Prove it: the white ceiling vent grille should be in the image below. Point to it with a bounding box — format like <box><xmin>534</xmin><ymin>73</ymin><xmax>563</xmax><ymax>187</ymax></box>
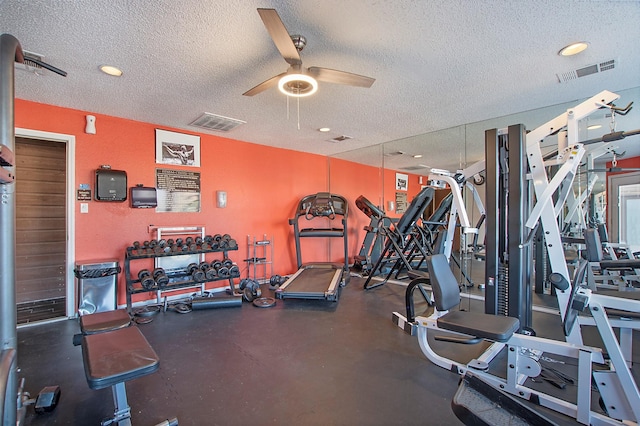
<box><xmin>557</xmin><ymin>59</ymin><xmax>616</xmax><ymax>83</ymax></box>
<box><xmin>15</xmin><ymin>50</ymin><xmax>44</xmax><ymax>73</ymax></box>
<box><xmin>400</xmin><ymin>164</ymin><xmax>430</xmax><ymax>171</ymax></box>
<box><xmin>189</xmin><ymin>113</ymin><xmax>245</xmax><ymax>132</ymax></box>
<box><xmin>327</xmin><ymin>135</ymin><xmax>352</xmax><ymax>143</ymax></box>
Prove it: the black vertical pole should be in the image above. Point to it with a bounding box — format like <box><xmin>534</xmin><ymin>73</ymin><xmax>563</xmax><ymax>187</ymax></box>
<box><xmin>507</xmin><ymin>124</ymin><xmax>532</xmax><ymax>329</ymax></box>
<box><xmin>484</xmin><ymin>128</ymin><xmax>499</xmax><ymax>315</ymax></box>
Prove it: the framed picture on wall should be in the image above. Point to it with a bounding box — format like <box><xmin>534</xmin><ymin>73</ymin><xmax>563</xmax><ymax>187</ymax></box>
<box><xmin>155</xmin><ymin>129</ymin><xmax>201</xmax><ymax>167</ymax></box>
<box><xmin>395</xmin><ymin>172</ymin><xmax>408</xmax><ymax>191</ymax></box>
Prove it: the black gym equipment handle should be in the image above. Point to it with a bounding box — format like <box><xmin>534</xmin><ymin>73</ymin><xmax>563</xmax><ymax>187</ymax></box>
<box><xmin>25</xmin><ymin>56</ymin><xmax>67</xmax><ymax>77</ymax></box>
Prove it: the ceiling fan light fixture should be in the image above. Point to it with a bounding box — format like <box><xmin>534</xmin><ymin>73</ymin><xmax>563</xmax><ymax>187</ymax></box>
<box><xmin>278</xmin><ymin>73</ymin><xmax>318</xmax><ymax>97</ymax></box>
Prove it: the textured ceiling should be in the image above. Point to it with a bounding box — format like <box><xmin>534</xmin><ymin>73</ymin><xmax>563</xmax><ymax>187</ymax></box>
<box><xmin>1</xmin><ymin>0</ymin><xmax>639</xmax><ymax>172</ymax></box>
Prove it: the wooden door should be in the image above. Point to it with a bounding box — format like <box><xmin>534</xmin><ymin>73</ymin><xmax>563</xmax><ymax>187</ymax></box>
<box><xmin>15</xmin><ymin>137</ymin><xmax>67</xmax><ymax>323</ymax></box>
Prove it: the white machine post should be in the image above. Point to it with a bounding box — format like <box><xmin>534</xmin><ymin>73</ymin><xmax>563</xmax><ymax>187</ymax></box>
<box><xmin>525</xmin><ymin>90</ymin><xmax>620</xmax><ymax>343</ymax></box>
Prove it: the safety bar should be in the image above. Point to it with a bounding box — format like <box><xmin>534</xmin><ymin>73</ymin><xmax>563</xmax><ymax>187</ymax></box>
<box><xmin>0</xmin><ymin>349</ymin><xmax>17</xmax><ymax>423</ymax></box>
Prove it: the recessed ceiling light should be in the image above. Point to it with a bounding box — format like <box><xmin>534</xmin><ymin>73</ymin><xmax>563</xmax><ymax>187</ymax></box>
<box><xmin>99</xmin><ymin>65</ymin><xmax>123</xmax><ymax>77</ymax></box>
<box><xmin>558</xmin><ymin>42</ymin><xmax>589</xmax><ymax>57</ymax></box>
<box><xmin>413</xmin><ymin>154</ymin><xmax>423</xmax><ymax>158</ymax></box>
<box><xmin>318</xmin><ymin>127</ymin><xmax>331</xmax><ymax>132</ymax></box>
<box><xmin>587</xmin><ymin>124</ymin><xmax>602</xmax><ymax>130</ymax></box>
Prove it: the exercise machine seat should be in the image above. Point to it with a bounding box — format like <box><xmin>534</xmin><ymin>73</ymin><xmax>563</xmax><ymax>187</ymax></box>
<box><xmin>82</xmin><ymin>326</ymin><xmax>159</xmax><ymax>390</ymax></box>
<box><xmin>437</xmin><ymin>310</ymin><xmax>520</xmax><ymax>342</ymax></box>
<box><xmin>584</xmin><ymin>228</ymin><xmax>640</xmax><ymax>269</ymax></box>
<box><xmin>80</xmin><ymin>309</ymin><xmax>131</xmax><ymax>334</ymax></box>
<box><xmin>428</xmin><ymin>254</ymin><xmax>520</xmax><ymax>342</ymax></box>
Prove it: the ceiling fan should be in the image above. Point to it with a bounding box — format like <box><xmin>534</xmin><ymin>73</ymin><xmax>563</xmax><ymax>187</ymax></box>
<box><xmin>243</xmin><ymin>8</ymin><xmax>375</xmax><ymax>97</ymax></box>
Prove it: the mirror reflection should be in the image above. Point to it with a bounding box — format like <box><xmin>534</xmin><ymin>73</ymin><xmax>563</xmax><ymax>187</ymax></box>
<box><xmin>330</xmin><ymin>86</ymin><xmax>640</xmax><ymax>308</ymax></box>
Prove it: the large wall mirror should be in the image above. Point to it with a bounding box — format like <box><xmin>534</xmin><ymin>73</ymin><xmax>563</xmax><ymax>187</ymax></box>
<box><xmin>330</xmin><ymin>86</ymin><xmax>640</xmax><ymax>304</ymax></box>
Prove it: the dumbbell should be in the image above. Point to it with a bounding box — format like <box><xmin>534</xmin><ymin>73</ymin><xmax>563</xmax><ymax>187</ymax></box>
<box><xmin>210</xmin><ymin>260</ymin><xmax>229</xmax><ymax>277</ymax></box>
<box><xmin>218</xmin><ymin>234</ymin><xmax>231</xmax><ymax>249</ymax></box>
<box><xmin>187</xmin><ymin>263</ymin><xmax>206</xmax><ymax>282</ymax></box>
<box><xmin>153</xmin><ymin>268</ymin><xmax>169</xmax><ymax>287</ymax></box>
<box><xmin>269</xmin><ymin>274</ymin><xmax>285</xmax><ymax>289</ymax></box>
<box><xmin>199</xmin><ymin>261</ymin><xmax>217</xmax><ymax>280</ymax></box>
<box><xmin>228</xmin><ymin>264</ymin><xmax>240</xmax><ymax>277</ymax></box>
<box><xmin>239</xmin><ymin>278</ymin><xmax>261</xmax><ymax>302</ymax></box>
<box><xmin>138</xmin><ymin>269</ymin><xmax>156</xmax><ymax>290</ymax></box>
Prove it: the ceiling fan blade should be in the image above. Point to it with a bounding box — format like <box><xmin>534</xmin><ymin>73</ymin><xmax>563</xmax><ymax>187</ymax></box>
<box><xmin>257</xmin><ymin>8</ymin><xmax>301</xmax><ymax>66</ymax></box>
<box><xmin>243</xmin><ymin>72</ymin><xmax>287</xmax><ymax>96</ymax></box>
<box><xmin>308</xmin><ymin>67</ymin><xmax>375</xmax><ymax>88</ymax></box>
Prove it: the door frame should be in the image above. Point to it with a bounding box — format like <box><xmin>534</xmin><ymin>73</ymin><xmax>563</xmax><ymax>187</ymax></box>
<box><xmin>16</xmin><ymin>128</ymin><xmax>76</xmax><ymax>318</ymax></box>
<box><xmin>607</xmin><ymin>170</ymin><xmax>640</xmax><ymax>244</ymax></box>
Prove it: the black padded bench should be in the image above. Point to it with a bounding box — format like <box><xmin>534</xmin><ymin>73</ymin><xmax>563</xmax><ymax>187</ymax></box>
<box><xmin>80</xmin><ymin>309</ymin><xmax>131</xmax><ymax>334</ymax></box>
<box><xmin>73</xmin><ymin>309</ymin><xmax>132</xmax><ymax>346</ymax></box>
<box><xmin>82</xmin><ymin>326</ymin><xmax>161</xmax><ymax>425</ymax></box>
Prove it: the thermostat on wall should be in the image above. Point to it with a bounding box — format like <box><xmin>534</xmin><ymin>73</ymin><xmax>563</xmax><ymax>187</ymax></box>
<box><xmin>95</xmin><ymin>168</ymin><xmax>127</xmax><ymax>202</ymax></box>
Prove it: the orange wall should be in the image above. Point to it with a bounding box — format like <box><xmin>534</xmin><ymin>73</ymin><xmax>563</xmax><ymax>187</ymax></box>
<box><xmin>15</xmin><ymin>99</ymin><xmax>386</xmax><ymax>306</ymax></box>
<box><xmin>606</xmin><ymin>155</ymin><xmax>640</xmax><ymax>176</ymax></box>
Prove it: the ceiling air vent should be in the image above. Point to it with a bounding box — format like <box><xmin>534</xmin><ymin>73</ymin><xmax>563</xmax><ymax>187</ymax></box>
<box><xmin>557</xmin><ymin>59</ymin><xmax>616</xmax><ymax>83</ymax></box>
<box><xmin>15</xmin><ymin>50</ymin><xmax>44</xmax><ymax>73</ymax></box>
<box><xmin>189</xmin><ymin>113</ymin><xmax>245</xmax><ymax>132</ymax></box>
<box><xmin>384</xmin><ymin>151</ymin><xmax>405</xmax><ymax>157</ymax></box>
<box><xmin>327</xmin><ymin>135</ymin><xmax>352</xmax><ymax>143</ymax></box>
<box><xmin>400</xmin><ymin>164</ymin><xmax>430</xmax><ymax>171</ymax></box>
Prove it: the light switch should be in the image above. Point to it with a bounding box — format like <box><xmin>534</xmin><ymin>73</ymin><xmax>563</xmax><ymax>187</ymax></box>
<box><xmin>80</xmin><ymin>203</ymin><xmax>89</xmax><ymax>213</ymax></box>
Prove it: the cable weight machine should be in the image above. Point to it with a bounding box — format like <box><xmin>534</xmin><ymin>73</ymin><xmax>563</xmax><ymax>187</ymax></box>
<box><xmin>484</xmin><ymin>124</ymin><xmax>534</xmax><ymax>331</ymax></box>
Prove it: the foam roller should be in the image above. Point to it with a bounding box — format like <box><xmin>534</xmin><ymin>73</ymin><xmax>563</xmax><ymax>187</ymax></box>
<box><xmin>191</xmin><ymin>296</ymin><xmax>242</xmax><ymax>310</ymax></box>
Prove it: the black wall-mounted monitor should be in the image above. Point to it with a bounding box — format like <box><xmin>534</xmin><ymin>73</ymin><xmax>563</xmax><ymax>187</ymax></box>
<box><xmin>130</xmin><ymin>186</ymin><xmax>157</xmax><ymax>208</ymax></box>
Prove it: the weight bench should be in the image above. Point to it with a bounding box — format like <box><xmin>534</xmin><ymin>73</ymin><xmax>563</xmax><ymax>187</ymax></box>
<box><xmin>73</xmin><ymin>309</ymin><xmax>132</xmax><ymax>346</ymax></box>
<box><xmin>77</xmin><ymin>311</ymin><xmax>176</xmax><ymax>425</ymax></box>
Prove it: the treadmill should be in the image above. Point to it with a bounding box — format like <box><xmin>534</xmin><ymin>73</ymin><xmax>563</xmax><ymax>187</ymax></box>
<box><xmin>275</xmin><ymin>192</ymin><xmax>349</xmax><ymax>302</ymax></box>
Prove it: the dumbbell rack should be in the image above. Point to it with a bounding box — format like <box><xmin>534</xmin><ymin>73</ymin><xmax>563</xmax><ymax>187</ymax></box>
<box><xmin>124</xmin><ymin>245</ymin><xmax>239</xmax><ymax>313</ymax></box>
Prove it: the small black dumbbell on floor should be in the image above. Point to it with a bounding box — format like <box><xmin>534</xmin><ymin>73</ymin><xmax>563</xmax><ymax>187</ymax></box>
<box><xmin>269</xmin><ymin>274</ymin><xmax>285</xmax><ymax>289</ymax></box>
<box><xmin>138</xmin><ymin>269</ymin><xmax>156</xmax><ymax>290</ymax></box>
<box><xmin>153</xmin><ymin>267</ymin><xmax>169</xmax><ymax>287</ymax></box>
<box><xmin>187</xmin><ymin>263</ymin><xmax>206</xmax><ymax>282</ymax></box>
<box><xmin>239</xmin><ymin>278</ymin><xmax>262</xmax><ymax>302</ymax></box>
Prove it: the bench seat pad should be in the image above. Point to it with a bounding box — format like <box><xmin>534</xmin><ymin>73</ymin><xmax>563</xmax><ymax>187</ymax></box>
<box><xmin>437</xmin><ymin>310</ymin><xmax>520</xmax><ymax>342</ymax></box>
<box><xmin>80</xmin><ymin>309</ymin><xmax>131</xmax><ymax>334</ymax></box>
<box><xmin>82</xmin><ymin>326</ymin><xmax>159</xmax><ymax>390</ymax></box>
